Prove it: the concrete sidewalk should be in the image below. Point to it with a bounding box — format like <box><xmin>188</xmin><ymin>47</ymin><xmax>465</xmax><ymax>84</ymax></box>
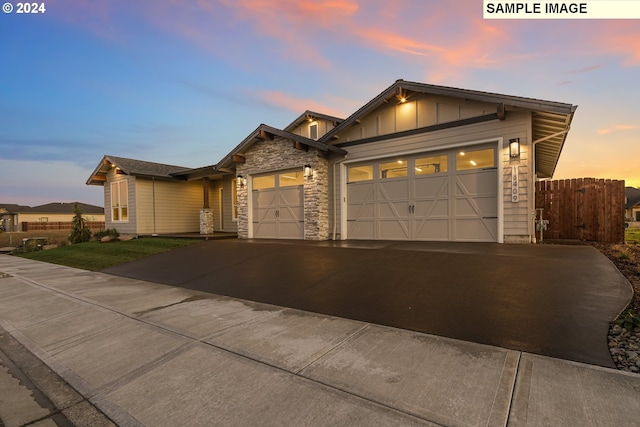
<box><xmin>0</xmin><ymin>255</ymin><xmax>639</xmax><ymax>426</ymax></box>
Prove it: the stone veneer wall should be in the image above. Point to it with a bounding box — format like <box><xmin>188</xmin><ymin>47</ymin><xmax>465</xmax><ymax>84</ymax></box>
<box><xmin>236</xmin><ymin>136</ymin><xmax>329</xmax><ymax>240</ymax></box>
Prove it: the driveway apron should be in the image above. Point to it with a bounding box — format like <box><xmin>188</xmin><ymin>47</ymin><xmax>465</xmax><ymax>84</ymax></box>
<box><xmin>102</xmin><ymin>239</ymin><xmax>632</xmax><ymax>368</ymax></box>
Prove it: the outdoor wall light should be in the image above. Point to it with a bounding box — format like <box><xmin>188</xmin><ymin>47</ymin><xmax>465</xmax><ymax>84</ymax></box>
<box><xmin>304</xmin><ymin>164</ymin><xmax>312</xmax><ymax>178</ymax></box>
<box><xmin>237</xmin><ymin>175</ymin><xmax>246</xmax><ymax>187</ymax></box>
<box><xmin>509</xmin><ymin>138</ymin><xmax>521</xmax><ymax>158</ymax></box>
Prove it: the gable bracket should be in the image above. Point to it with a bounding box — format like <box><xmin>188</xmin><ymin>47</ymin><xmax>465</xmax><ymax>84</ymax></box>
<box><xmin>497</xmin><ymin>103</ymin><xmax>506</xmax><ymax>120</ymax></box>
<box><xmin>294</xmin><ymin>141</ymin><xmax>309</xmax><ymax>151</ymax></box>
<box><xmin>258</xmin><ymin>130</ymin><xmax>274</xmax><ymax>140</ymax></box>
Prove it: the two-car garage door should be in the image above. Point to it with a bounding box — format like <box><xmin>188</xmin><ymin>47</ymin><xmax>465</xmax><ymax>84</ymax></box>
<box><xmin>346</xmin><ymin>145</ymin><xmax>498</xmax><ymax>242</ymax></box>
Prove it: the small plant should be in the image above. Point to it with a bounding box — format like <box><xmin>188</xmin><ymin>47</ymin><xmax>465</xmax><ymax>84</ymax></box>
<box><xmin>94</xmin><ymin>228</ymin><xmax>120</xmax><ymax>242</ymax></box>
<box><xmin>618</xmin><ymin>250</ymin><xmax>632</xmax><ymax>260</ymax></box>
<box><xmin>12</xmin><ymin>238</ymin><xmax>47</xmax><ymax>254</ymax></box>
<box><xmin>68</xmin><ymin>203</ymin><xmax>92</xmax><ymax>244</ymax></box>
<box><xmin>613</xmin><ymin>309</ymin><xmax>640</xmax><ymax>331</ymax></box>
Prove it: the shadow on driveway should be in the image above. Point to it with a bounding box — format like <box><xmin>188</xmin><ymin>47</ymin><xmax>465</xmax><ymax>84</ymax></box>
<box><xmin>102</xmin><ymin>239</ymin><xmax>632</xmax><ymax>368</ymax></box>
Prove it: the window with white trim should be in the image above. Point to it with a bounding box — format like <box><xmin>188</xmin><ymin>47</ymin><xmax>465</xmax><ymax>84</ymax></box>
<box><xmin>309</xmin><ymin>123</ymin><xmax>318</xmax><ymax>140</ymax></box>
<box><xmin>111</xmin><ymin>180</ymin><xmax>128</xmax><ymax>221</ymax></box>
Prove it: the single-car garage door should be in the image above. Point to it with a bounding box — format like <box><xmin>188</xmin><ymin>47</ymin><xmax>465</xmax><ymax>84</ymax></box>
<box><xmin>252</xmin><ymin>170</ymin><xmax>304</xmax><ymax>239</ymax></box>
<box><xmin>347</xmin><ymin>145</ymin><xmax>498</xmax><ymax>241</ymax></box>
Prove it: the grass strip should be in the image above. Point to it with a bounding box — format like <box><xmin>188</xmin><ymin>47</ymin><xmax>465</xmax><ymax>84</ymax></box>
<box><xmin>15</xmin><ymin>238</ymin><xmax>196</xmax><ymax>271</ymax></box>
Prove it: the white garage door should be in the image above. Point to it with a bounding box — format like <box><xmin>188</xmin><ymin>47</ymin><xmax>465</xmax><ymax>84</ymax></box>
<box><xmin>347</xmin><ymin>146</ymin><xmax>498</xmax><ymax>242</ymax></box>
<box><xmin>252</xmin><ymin>170</ymin><xmax>304</xmax><ymax>239</ymax></box>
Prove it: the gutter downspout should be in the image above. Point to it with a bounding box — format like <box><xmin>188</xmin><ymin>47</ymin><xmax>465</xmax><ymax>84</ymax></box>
<box><xmin>531</xmin><ymin>121</ymin><xmax>571</xmax><ymax>243</ymax></box>
<box><xmin>332</xmin><ymin>154</ymin><xmax>348</xmax><ymax>240</ymax></box>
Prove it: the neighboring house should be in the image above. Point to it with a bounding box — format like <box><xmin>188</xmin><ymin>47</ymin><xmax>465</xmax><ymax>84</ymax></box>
<box><xmin>0</xmin><ymin>202</ymin><xmax>105</xmax><ymax>232</ymax></box>
<box><xmin>625</xmin><ymin>187</ymin><xmax>640</xmax><ymax>222</ymax></box>
<box><xmin>87</xmin><ymin>79</ymin><xmax>577</xmax><ymax>243</ymax></box>
<box><xmin>0</xmin><ymin>204</ymin><xmax>30</xmax><ymax>232</ymax></box>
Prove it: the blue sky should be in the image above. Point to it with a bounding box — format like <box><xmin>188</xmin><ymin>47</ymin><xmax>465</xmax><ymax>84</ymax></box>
<box><xmin>1</xmin><ymin>0</ymin><xmax>639</xmax><ymax>207</ymax></box>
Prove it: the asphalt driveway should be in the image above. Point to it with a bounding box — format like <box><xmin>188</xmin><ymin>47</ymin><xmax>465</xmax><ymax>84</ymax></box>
<box><xmin>102</xmin><ymin>239</ymin><xmax>632</xmax><ymax>367</ymax></box>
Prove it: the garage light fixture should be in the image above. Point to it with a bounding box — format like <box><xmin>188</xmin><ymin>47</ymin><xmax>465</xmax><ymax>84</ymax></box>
<box><xmin>237</xmin><ymin>175</ymin><xmax>246</xmax><ymax>188</ymax></box>
<box><xmin>304</xmin><ymin>164</ymin><xmax>313</xmax><ymax>179</ymax></box>
<box><xmin>509</xmin><ymin>138</ymin><xmax>521</xmax><ymax>158</ymax></box>
<box><xmin>395</xmin><ymin>87</ymin><xmax>408</xmax><ymax>104</ymax></box>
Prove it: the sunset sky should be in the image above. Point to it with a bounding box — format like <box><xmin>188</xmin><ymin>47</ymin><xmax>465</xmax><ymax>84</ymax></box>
<box><xmin>1</xmin><ymin>0</ymin><xmax>639</xmax><ymax>207</ymax></box>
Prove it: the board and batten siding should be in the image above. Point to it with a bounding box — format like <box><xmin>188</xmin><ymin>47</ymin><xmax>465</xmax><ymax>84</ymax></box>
<box><xmin>135</xmin><ymin>179</ymin><xmax>202</xmax><ymax>234</ymax></box>
<box><xmin>289</xmin><ymin>118</ymin><xmax>336</xmax><ymax>140</ymax></box>
<box><xmin>104</xmin><ymin>169</ymin><xmax>137</xmax><ymax>235</ymax></box>
<box><xmin>337</xmin><ymin>95</ymin><xmax>494</xmax><ymax>142</ymax></box>
<box><xmin>328</xmin><ymin>110</ymin><xmax>534</xmax><ymax>242</ymax></box>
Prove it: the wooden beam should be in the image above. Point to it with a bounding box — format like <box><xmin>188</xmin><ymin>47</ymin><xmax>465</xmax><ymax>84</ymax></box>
<box><xmin>232</xmin><ymin>154</ymin><xmax>246</xmax><ymax>163</ymax></box>
<box><xmin>202</xmin><ymin>177</ymin><xmax>210</xmax><ymax>209</ymax></box>
<box><xmin>91</xmin><ymin>175</ymin><xmax>106</xmax><ymax>182</ymax></box>
<box><xmin>497</xmin><ymin>103</ymin><xmax>506</xmax><ymax>120</ymax></box>
<box><xmin>294</xmin><ymin>141</ymin><xmax>308</xmax><ymax>151</ymax></box>
<box><xmin>259</xmin><ymin>129</ymin><xmax>274</xmax><ymax>140</ymax></box>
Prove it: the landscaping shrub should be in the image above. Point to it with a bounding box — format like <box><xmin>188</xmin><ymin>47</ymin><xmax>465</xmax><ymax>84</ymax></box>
<box><xmin>68</xmin><ymin>203</ymin><xmax>92</xmax><ymax>244</ymax></box>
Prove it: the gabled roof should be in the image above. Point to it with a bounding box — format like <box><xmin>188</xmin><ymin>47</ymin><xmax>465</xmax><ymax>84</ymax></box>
<box><xmin>626</xmin><ymin>187</ymin><xmax>640</xmax><ymax>209</ymax></box>
<box><xmin>28</xmin><ymin>202</ymin><xmax>104</xmax><ymax>214</ymax></box>
<box><xmin>284</xmin><ymin>110</ymin><xmax>344</xmax><ymax>133</ymax></box>
<box><xmin>87</xmin><ymin>155</ymin><xmax>191</xmax><ymax>185</ymax></box>
<box><xmin>213</xmin><ymin>123</ymin><xmax>346</xmax><ymax>172</ymax></box>
<box><xmin>320</xmin><ymin>79</ymin><xmax>577</xmax><ymax>178</ymax></box>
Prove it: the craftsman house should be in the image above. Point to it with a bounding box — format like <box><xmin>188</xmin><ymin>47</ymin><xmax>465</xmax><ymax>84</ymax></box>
<box><xmin>87</xmin><ymin>80</ymin><xmax>577</xmax><ymax>243</ymax></box>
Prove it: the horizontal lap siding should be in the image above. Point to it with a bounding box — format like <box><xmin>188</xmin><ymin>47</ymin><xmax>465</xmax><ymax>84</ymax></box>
<box><xmin>136</xmin><ymin>179</ymin><xmax>202</xmax><ymax>234</ymax></box>
<box><xmin>329</xmin><ymin>111</ymin><xmax>532</xmax><ymax>240</ymax></box>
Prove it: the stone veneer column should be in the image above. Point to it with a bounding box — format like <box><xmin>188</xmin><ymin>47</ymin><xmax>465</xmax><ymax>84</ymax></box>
<box><xmin>199</xmin><ymin>208</ymin><xmax>214</xmax><ymax>235</ymax></box>
<box><xmin>304</xmin><ymin>157</ymin><xmax>329</xmax><ymax>240</ymax></box>
<box><xmin>236</xmin><ymin>179</ymin><xmax>249</xmax><ymax>239</ymax></box>
<box><xmin>236</xmin><ymin>137</ymin><xmax>330</xmax><ymax>240</ymax></box>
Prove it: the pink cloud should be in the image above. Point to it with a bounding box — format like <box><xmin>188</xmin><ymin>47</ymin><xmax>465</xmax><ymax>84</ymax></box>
<box><xmin>596</xmin><ymin>124</ymin><xmax>638</xmax><ymax>135</ymax></box>
<box><xmin>256</xmin><ymin>90</ymin><xmax>350</xmax><ymax>118</ymax></box>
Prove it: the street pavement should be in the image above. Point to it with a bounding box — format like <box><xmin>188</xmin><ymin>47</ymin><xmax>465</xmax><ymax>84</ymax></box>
<box><xmin>1</xmin><ymin>253</ymin><xmax>639</xmax><ymax>426</ymax></box>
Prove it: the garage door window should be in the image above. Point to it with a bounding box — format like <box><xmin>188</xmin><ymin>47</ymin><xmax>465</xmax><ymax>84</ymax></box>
<box><xmin>380</xmin><ymin>160</ymin><xmax>408</xmax><ymax>179</ymax></box>
<box><xmin>456</xmin><ymin>148</ymin><xmax>495</xmax><ymax>171</ymax></box>
<box><xmin>279</xmin><ymin>171</ymin><xmax>304</xmax><ymax>187</ymax></box>
<box><xmin>415</xmin><ymin>155</ymin><xmax>447</xmax><ymax>175</ymax></box>
<box><xmin>253</xmin><ymin>175</ymin><xmax>275</xmax><ymax>190</ymax></box>
<box><xmin>348</xmin><ymin>165</ymin><xmax>374</xmax><ymax>182</ymax></box>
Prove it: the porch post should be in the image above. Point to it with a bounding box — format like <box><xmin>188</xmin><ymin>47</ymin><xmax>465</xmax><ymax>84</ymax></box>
<box><xmin>200</xmin><ymin>177</ymin><xmax>214</xmax><ymax>235</ymax></box>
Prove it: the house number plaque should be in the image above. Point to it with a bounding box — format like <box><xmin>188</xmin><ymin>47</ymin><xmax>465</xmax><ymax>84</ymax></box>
<box><xmin>512</xmin><ymin>166</ymin><xmax>519</xmax><ymax>202</ymax></box>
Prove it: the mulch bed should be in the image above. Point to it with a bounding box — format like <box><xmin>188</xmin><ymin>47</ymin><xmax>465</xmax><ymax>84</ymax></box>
<box><xmin>590</xmin><ymin>242</ymin><xmax>640</xmax><ymax>313</ymax></box>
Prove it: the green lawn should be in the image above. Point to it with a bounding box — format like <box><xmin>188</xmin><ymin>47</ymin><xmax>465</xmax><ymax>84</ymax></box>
<box><xmin>627</xmin><ymin>227</ymin><xmax>640</xmax><ymax>244</ymax></box>
<box><xmin>15</xmin><ymin>238</ymin><xmax>197</xmax><ymax>271</ymax></box>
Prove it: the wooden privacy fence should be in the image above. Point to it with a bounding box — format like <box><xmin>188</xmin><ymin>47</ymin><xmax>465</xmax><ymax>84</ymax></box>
<box><xmin>535</xmin><ymin>178</ymin><xmax>625</xmax><ymax>243</ymax></box>
<box><xmin>22</xmin><ymin>221</ymin><xmax>105</xmax><ymax>232</ymax></box>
